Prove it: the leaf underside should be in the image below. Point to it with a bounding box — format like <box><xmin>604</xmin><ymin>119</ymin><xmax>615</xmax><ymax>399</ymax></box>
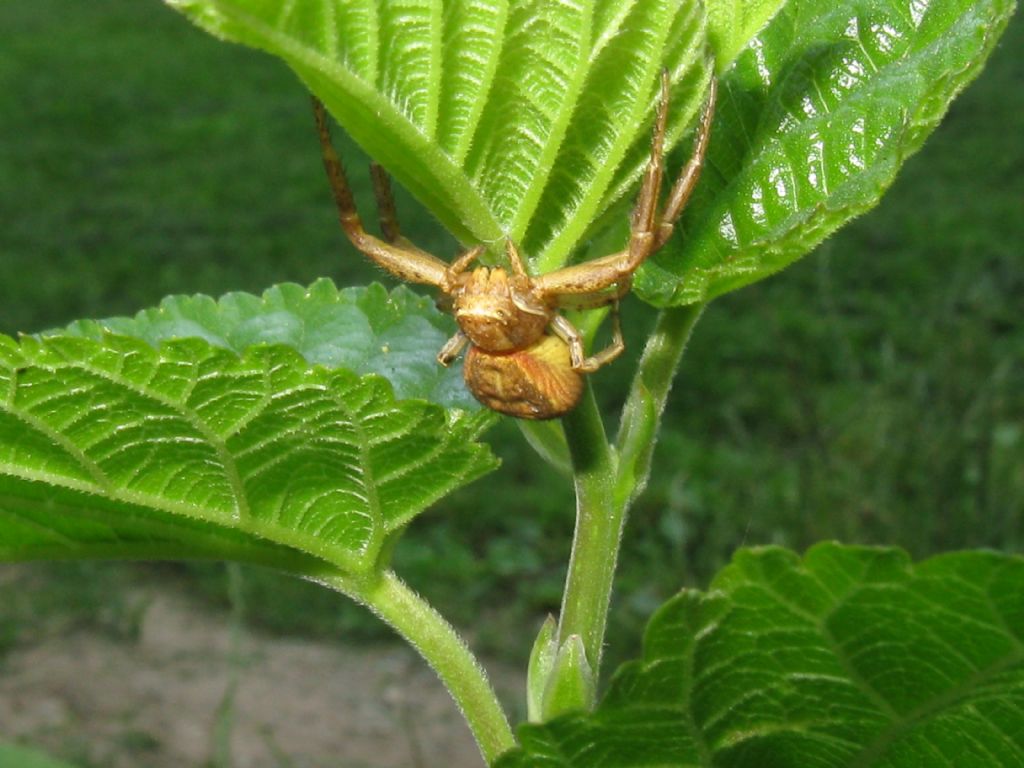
<box><xmin>0</xmin><ymin>283</ymin><xmax>498</xmax><ymax>575</ymax></box>
<box><xmin>165</xmin><ymin>0</ymin><xmax>1013</xmax><ymax>309</ymax></box>
<box><xmin>704</xmin><ymin>0</ymin><xmax>786</xmax><ymax>73</ymax></box>
<box><xmin>163</xmin><ymin>0</ymin><xmax>714</xmax><ymax>274</ymax></box>
<box><xmin>497</xmin><ymin>543</ymin><xmax>1024</xmax><ymax>767</ymax></box>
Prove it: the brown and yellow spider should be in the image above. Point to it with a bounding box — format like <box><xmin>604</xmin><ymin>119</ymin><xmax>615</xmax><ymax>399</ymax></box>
<box><xmin>312</xmin><ymin>72</ymin><xmax>716</xmax><ymax>419</ymax></box>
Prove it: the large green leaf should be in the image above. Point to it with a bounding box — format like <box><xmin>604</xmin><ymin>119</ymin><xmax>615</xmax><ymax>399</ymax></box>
<box><xmin>0</xmin><ymin>284</ymin><xmax>497</xmax><ymax>574</ymax></box>
<box><xmin>162</xmin><ymin>0</ymin><xmax>714</xmax><ymax>273</ymax></box>
<box><xmin>637</xmin><ymin>0</ymin><xmax>1017</xmax><ymax>306</ymax></box>
<box><xmin>497</xmin><ymin>544</ymin><xmax>1024</xmax><ymax>766</ymax></box>
<box><xmin>64</xmin><ymin>279</ymin><xmax>478</xmax><ymax>410</ymax></box>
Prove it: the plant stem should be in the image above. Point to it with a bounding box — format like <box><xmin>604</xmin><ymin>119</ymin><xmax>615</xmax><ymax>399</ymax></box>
<box><xmin>556</xmin><ymin>303</ymin><xmax>705</xmax><ymax>692</ymax></box>
<box><xmin>617</xmin><ymin>303</ymin><xmax>705</xmax><ymax>494</ymax></box>
<box><xmin>318</xmin><ymin>569</ymin><xmax>515</xmax><ymax>764</ymax></box>
<box><xmin>558</xmin><ymin>384</ymin><xmax>621</xmax><ymax>677</ymax></box>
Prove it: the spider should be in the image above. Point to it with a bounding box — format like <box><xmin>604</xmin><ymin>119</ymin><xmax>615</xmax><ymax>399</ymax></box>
<box><xmin>312</xmin><ymin>71</ymin><xmax>716</xmax><ymax>419</ymax></box>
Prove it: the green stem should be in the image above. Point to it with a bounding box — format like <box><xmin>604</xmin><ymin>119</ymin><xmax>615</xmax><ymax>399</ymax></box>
<box><xmin>318</xmin><ymin>569</ymin><xmax>515</xmax><ymax>764</ymax></box>
<box><xmin>617</xmin><ymin>303</ymin><xmax>705</xmax><ymax>494</ymax></box>
<box><xmin>556</xmin><ymin>303</ymin><xmax>706</xmax><ymax>692</ymax></box>
<box><xmin>558</xmin><ymin>384</ymin><xmax>620</xmax><ymax>676</ymax></box>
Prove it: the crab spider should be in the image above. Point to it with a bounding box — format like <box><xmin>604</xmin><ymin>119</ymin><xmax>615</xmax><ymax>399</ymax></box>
<box><xmin>312</xmin><ymin>71</ymin><xmax>716</xmax><ymax>419</ymax></box>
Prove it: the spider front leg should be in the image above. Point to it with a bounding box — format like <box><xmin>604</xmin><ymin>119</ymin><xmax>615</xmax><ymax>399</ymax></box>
<box><xmin>532</xmin><ymin>71</ymin><xmax>716</xmax><ymax>299</ymax></box>
<box><xmin>656</xmin><ymin>76</ymin><xmax>716</xmax><ymax>245</ymax></box>
<box><xmin>312</xmin><ymin>98</ymin><xmax>449</xmax><ymax>287</ymax></box>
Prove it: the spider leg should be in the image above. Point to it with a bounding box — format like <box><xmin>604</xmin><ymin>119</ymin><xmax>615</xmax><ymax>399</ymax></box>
<box><xmin>312</xmin><ymin>97</ymin><xmax>448</xmax><ymax>287</ymax></box>
<box><xmin>439</xmin><ymin>239</ymin><xmax>526</xmax><ymax>290</ymax></box>
<box><xmin>505</xmin><ymin>239</ymin><xmax>530</xmax><ymax>278</ymax></box>
<box><xmin>437</xmin><ymin>330</ymin><xmax>469</xmax><ymax>366</ymax></box>
<box><xmin>656</xmin><ymin>75</ymin><xmax>716</xmax><ymax>245</ymax></box>
<box><xmin>549</xmin><ymin>282</ymin><xmax>630</xmax><ymax>371</ymax></box>
<box><xmin>369</xmin><ymin>162</ymin><xmax>446</xmax><ymax>263</ymax></box>
<box><xmin>532</xmin><ymin>71</ymin><xmax>716</xmax><ymax>298</ymax></box>
<box><xmin>549</xmin><ymin>315</ymin><xmax>587</xmax><ymax>370</ymax></box>
<box><xmin>554</xmin><ymin>279</ymin><xmax>631</xmax><ymax>311</ymax></box>
<box><xmin>580</xmin><ymin>301</ymin><xmax>625</xmax><ymax>372</ymax></box>
<box><xmin>448</xmin><ymin>245</ymin><xmax>487</xmax><ymax>277</ymax></box>
<box><xmin>368</xmin><ymin>163</ymin><xmax>403</xmax><ymax>244</ymax></box>
<box><xmin>550</xmin><ymin>302</ymin><xmax>624</xmax><ymax>373</ymax></box>
<box><xmin>629</xmin><ymin>69</ymin><xmax>672</xmax><ymax>260</ymax></box>
<box><xmin>437</xmin><ymin>244</ymin><xmax>489</xmax><ymax>297</ymax></box>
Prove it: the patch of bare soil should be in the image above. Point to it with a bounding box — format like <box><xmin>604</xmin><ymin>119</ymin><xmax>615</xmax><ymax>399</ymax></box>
<box><xmin>0</xmin><ymin>586</ymin><xmax>522</xmax><ymax>768</ymax></box>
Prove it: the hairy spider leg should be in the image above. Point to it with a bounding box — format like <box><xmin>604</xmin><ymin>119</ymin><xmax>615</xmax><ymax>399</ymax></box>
<box><xmin>503</xmin><ymin>240</ymin><xmax>531</xmax><ymax>278</ymax></box>
<box><xmin>436</xmin><ymin>244</ymin><xmax>490</xmax><ymax>364</ymax></box>
<box><xmin>442</xmin><ymin>239</ymin><xmax>530</xmax><ymax>283</ymax></box>
<box><xmin>629</xmin><ymin>69</ymin><xmax>673</xmax><ymax>259</ymax></box>
<box><xmin>657</xmin><ymin>75</ymin><xmax>717</xmax><ymax>245</ymax></box>
<box><xmin>368</xmin><ymin>162</ymin><xmax>403</xmax><ymax>245</ymax></box>
<box><xmin>533</xmin><ymin>69</ymin><xmax>716</xmax><ymax>299</ymax></box>
<box><xmin>437</xmin><ymin>331</ymin><xmax>470</xmax><ymax>366</ymax></box>
<box><xmin>368</xmin><ymin>161</ymin><xmax>489</xmax><ymax>289</ymax></box>
<box><xmin>550</xmin><ymin>300</ymin><xmax>625</xmax><ymax>373</ymax></box>
<box><xmin>446</xmin><ymin>244</ymin><xmax>489</xmax><ymax>279</ymax></box>
<box><xmin>312</xmin><ymin>97</ymin><xmax>449</xmax><ymax>287</ymax></box>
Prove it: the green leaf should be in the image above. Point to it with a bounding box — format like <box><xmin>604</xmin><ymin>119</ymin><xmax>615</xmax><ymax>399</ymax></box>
<box><xmin>541</xmin><ymin>633</ymin><xmax>597</xmax><ymax>720</ymax></box>
<box><xmin>497</xmin><ymin>544</ymin><xmax>1024</xmax><ymax>766</ymax></box>
<box><xmin>0</xmin><ymin>744</ymin><xmax>81</xmax><ymax>768</ymax></box>
<box><xmin>0</xmin><ymin>324</ymin><xmax>497</xmax><ymax>575</ymax></box>
<box><xmin>704</xmin><ymin>0</ymin><xmax>786</xmax><ymax>72</ymax></box>
<box><xmin>162</xmin><ymin>0</ymin><xmax>714</xmax><ymax>272</ymax></box>
<box><xmin>63</xmin><ymin>279</ymin><xmax>478</xmax><ymax>411</ymax></box>
<box><xmin>528</xmin><ymin>615</ymin><xmax>560</xmax><ymax>723</ymax></box>
<box><xmin>636</xmin><ymin>0</ymin><xmax>1017</xmax><ymax>306</ymax></box>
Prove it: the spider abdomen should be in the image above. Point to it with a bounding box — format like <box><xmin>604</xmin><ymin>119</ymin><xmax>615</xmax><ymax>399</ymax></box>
<box><xmin>463</xmin><ymin>335</ymin><xmax>583</xmax><ymax>420</ymax></box>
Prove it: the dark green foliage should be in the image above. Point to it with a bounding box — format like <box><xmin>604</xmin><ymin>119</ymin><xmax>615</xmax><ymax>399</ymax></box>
<box><xmin>497</xmin><ymin>545</ymin><xmax>1024</xmax><ymax>767</ymax></box>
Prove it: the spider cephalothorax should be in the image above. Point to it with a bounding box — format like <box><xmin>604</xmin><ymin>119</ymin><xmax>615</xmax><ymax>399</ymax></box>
<box><xmin>445</xmin><ymin>260</ymin><xmax>550</xmax><ymax>353</ymax></box>
<box><xmin>312</xmin><ymin>71</ymin><xmax>716</xmax><ymax>419</ymax></box>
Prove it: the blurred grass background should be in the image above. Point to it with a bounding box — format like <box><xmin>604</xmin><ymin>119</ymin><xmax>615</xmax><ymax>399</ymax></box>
<box><xmin>0</xmin><ymin>0</ymin><xmax>1021</xmax><ymax>671</ymax></box>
